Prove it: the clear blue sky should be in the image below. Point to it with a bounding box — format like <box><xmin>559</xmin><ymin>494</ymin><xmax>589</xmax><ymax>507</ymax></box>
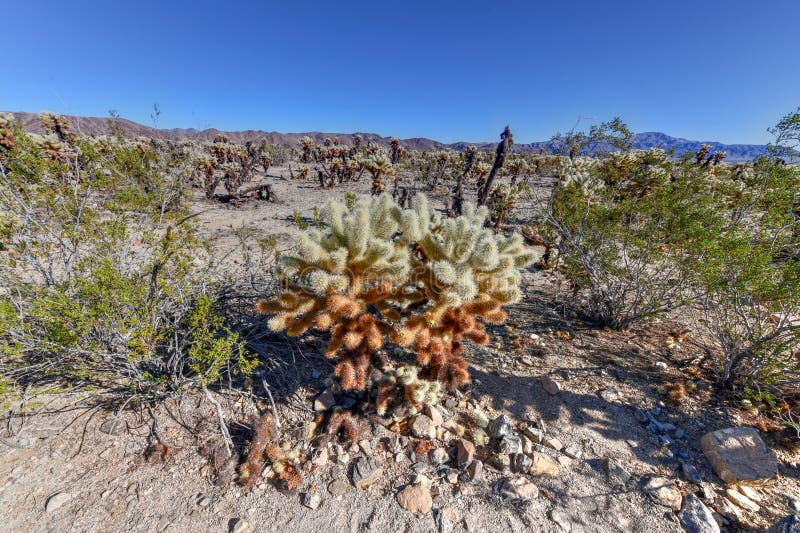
<box><xmin>2</xmin><ymin>0</ymin><xmax>798</xmax><ymax>144</ymax></box>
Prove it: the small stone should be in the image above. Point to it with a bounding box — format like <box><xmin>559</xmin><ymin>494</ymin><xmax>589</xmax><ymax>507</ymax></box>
<box><xmin>511</xmin><ymin>453</ymin><xmax>532</xmax><ymax>474</ymax></box>
<box><xmin>529</xmin><ymin>452</ymin><xmax>559</xmax><ymax>477</ymax></box>
<box><xmin>314</xmin><ymin>389</ymin><xmax>336</xmax><ymax>411</ymax></box>
<box><xmin>488</xmin><ymin>414</ymin><xmax>513</xmax><ymax>438</ymax></box>
<box><xmin>430</xmin><ymin>448</ymin><xmax>449</xmax><ymax>465</ymax></box>
<box><xmin>499</xmin><ymin>434</ymin><xmax>523</xmax><ymax>455</ymax></box>
<box><xmin>563</xmin><ymin>445</ymin><xmax>582</xmax><ymax>459</ymax></box>
<box><xmin>45</xmin><ymin>492</ymin><xmax>73</xmax><ymax>513</ymax></box>
<box><xmin>301</xmin><ymin>492</ymin><xmax>321</xmax><ymax>510</ymax></box>
<box><xmin>557</xmin><ymin>455</ymin><xmax>572</xmax><ymax>467</ymax></box>
<box><xmin>467</xmin><ymin>460</ymin><xmax>483</xmax><ymax>482</ymax></box>
<box><xmin>549</xmin><ymin>509</ymin><xmax>572</xmax><ymax>532</ymax></box>
<box><xmin>678</xmin><ymin>493</ymin><xmax>720</xmax><ymax>533</ymax></box>
<box><xmin>541</xmin><ymin>376</ymin><xmax>561</xmax><ymax>395</ymax></box>
<box><xmin>446</xmin><ymin>470</ymin><xmax>459</xmax><ymax>484</ymax></box>
<box><xmin>397</xmin><ymin>484</ymin><xmax>432</xmax><ymax>515</ymax></box>
<box><xmin>701</xmin><ymin>427</ymin><xmax>777</xmax><ymax>483</ymax></box>
<box><xmin>230</xmin><ymin>518</ymin><xmax>253</xmax><ymax>533</ymax></box>
<box><xmin>725</xmin><ymin>488</ymin><xmax>759</xmax><ymax>512</ymax></box>
<box><xmin>544</xmin><ymin>437</ymin><xmax>564</xmax><ymax>451</ymax></box>
<box><xmin>497</xmin><ymin>477</ymin><xmax>538</xmax><ymax>500</ymax></box>
<box><xmin>414</xmin><ymin>474</ymin><xmax>432</xmax><ymax>487</ymax></box>
<box><xmin>337</xmin><ymin>452</ymin><xmax>350</xmax><ymax>465</ymax></box>
<box><xmin>358</xmin><ymin>439</ymin><xmax>373</xmax><ymax>455</ymax></box>
<box><xmin>737</xmin><ymin>485</ymin><xmax>761</xmax><ymax>502</ymax></box>
<box><xmin>311</xmin><ymin>448</ymin><xmax>329</xmax><ymax>466</ymax></box>
<box><xmin>655</xmin><ymin>361</ymin><xmax>668</xmax><ymax>371</ymax></box>
<box><xmin>521</xmin><ymin>426</ymin><xmax>544</xmax><ymax>444</ymax></box>
<box><xmin>434</xmin><ymin>507</ymin><xmax>454</xmax><ymax>533</ymax></box>
<box><xmin>328</xmin><ymin>478</ymin><xmax>349</xmax><ymax>496</ymax></box>
<box><xmin>410</xmin><ymin>415</ymin><xmax>436</xmax><ymax>439</ymax></box>
<box><xmin>394</xmin><ymin>452</ymin><xmax>405</xmax><ymax>463</ymax></box>
<box><xmin>455</xmin><ymin>439</ymin><xmax>474</xmax><ymax>467</ymax></box>
<box><xmin>598</xmin><ymin>389</ymin><xmax>620</xmax><ymax>403</ymax></box>
<box><xmin>642</xmin><ymin>477</ymin><xmax>682</xmax><ymax>510</ymax></box>
<box><xmin>767</xmin><ymin>515</ymin><xmax>800</xmax><ymax>533</ymax></box>
<box><xmin>602</xmin><ymin>458</ymin><xmax>631</xmax><ymax>486</ymax></box>
<box><xmin>442</xmin><ymin>419</ymin><xmax>464</xmax><ymax>436</ymax></box>
<box><xmin>424</xmin><ymin>405</ymin><xmax>443</xmax><ymax>426</ymax></box>
<box><xmin>352</xmin><ymin>457</ymin><xmax>382</xmax><ymax>489</ymax></box>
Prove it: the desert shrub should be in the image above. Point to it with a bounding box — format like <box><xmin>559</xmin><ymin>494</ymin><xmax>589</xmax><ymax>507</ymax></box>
<box><xmin>256</xmin><ymin>193</ymin><xmax>538</xmax><ymax>415</ymax></box>
<box><xmin>542</xmin><ymin>150</ymin><xmax>714</xmax><ymax>329</ymax></box>
<box><xmin>0</xmin><ymin>121</ymin><xmax>255</xmax><ymax>399</ymax></box>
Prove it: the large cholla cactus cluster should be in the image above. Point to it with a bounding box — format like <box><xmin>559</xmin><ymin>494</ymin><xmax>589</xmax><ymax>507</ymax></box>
<box><xmin>0</xmin><ymin>113</ymin><xmax>16</xmax><ymax>150</ymax></box>
<box><xmin>257</xmin><ymin>193</ymin><xmax>538</xmax><ymax>415</ymax></box>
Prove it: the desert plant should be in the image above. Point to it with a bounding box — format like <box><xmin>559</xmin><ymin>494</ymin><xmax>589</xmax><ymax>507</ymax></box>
<box><xmin>255</xmin><ymin>193</ymin><xmax>537</xmax><ymax>415</ymax></box>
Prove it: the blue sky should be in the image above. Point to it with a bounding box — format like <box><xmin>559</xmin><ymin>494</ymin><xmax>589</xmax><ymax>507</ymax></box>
<box><xmin>2</xmin><ymin>1</ymin><xmax>798</xmax><ymax>144</ymax></box>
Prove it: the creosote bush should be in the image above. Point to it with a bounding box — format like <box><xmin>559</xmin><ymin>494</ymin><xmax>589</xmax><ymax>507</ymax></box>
<box><xmin>257</xmin><ymin>193</ymin><xmax>538</xmax><ymax>415</ymax></box>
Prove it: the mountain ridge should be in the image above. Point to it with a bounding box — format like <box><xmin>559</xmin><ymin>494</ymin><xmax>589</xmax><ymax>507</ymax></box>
<box><xmin>4</xmin><ymin>111</ymin><xmax>768</xmax><ymax>161</ymax></box>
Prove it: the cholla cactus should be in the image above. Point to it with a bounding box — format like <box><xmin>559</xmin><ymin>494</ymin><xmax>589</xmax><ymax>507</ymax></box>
<box><xmin>364</xmin><ymin>153</ymin><xmax>394</xmax><ymax>195</ymax></box>
<box><xmin>0</xmin><ymin>113</ymin><xmax>15</xmax><ymax>150</ymax></box>
<box><xmin>39</xmin><ymin>112</ymin><xmax>73</xmax><ymax>143</ymax></box>
<box><xmin>257</xmin><ymin>192</ymin><xmax>538</xmax><ymax>406</ymax></box>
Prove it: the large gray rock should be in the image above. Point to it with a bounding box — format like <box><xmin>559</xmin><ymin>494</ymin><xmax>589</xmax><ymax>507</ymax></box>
<box><xmin>768</xmin><ymin>515</ymin><xmax>800</xmax><ymax>533</ymax></box>
<box><xmin>679</xmin><ymin>493</ymin><xmax>720</xmax><ymax>533</ymax></box>
<box><xmin>701</xmin><ymin>427</ymin><xmax>777</xmax><ymax>483</ymax></box>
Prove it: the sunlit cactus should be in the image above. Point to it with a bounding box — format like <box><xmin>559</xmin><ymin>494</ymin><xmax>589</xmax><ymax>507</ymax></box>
<box><xmin>0</xmin><ymin>113</ymin><xmax>15</xmax><ymax>151</ymax></box>
<box><xmin>364</xmin><ymin>153</ymin><xmax>394</xmax><ymax>195</ymax></box>
<box><xmin>257</xmin><ymin>192</ymin><xmax>537</xmax><ymax>405</ymax></box>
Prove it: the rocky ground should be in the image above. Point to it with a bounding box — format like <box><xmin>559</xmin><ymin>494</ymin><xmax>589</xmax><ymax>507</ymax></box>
<box><xmin>1</xmin><ymin>171</ymin><xmax>799</xmax><ymax>532</ymax></box>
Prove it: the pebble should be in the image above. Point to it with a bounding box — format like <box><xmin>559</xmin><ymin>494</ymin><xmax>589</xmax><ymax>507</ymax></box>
<box><xmin>301</xmin><ymin>492</ymin><xmax>321</xmax><ymax>510</ymax></box>
<box><xmin>511</xmin><ymin>453</ymin><xmax>533</xmax><ymax>474</ymax></box>
<box><xmin>549</xmin><ymin>509</ymin><xmax>572</xmax><ymax>532</ymax></box>
<box><xmin>230</xmin><ymin>518</ymin><xmax>253</xmax><ymax>533</ymax></box>
<box><xmin>410</xmin><ymin>415</ymin><xmax>436</xmax><ymax>439</ymax></box>
<box><xmin>655</xmin><ymin>362</ymin><xmax>668</xmax><ymax>371</ymax></box>
<box><xmin>725</xmin><ymin>488</ymin><xmax>759</xmax><ymax>512</ymax></box>
<box><xmin>488</xmin><ymin>414</ymin><xmax>513</xmax><ymax>438</ymax></box>
<box><xmin>530</xmin><ymin>452</ymin><xmax>559</xmax><ymax>477</ymax></box>
<box><xmin>327</xmin><ymin>478</ymin><xmax>349</xmax><ymax>496</ymax></box>
<box><xmin>642</xmin><ymin>477</ymin><xmax>682</xmax><ymax>510</ymax></box>
<box><xmin>598</xmin><ymin>389</ymin><xmax>620</xmax><ymax>403</ymax></box>
<box><xmin>678</xmin><ymin>493</ymin><xmax>720</xmax><ymax>533</ymax></box>
<box><xmin>456</xmin><ymin>439</ymin><xmax>474</xmax><ymax>467</ymax></box>
<box><xmin>466</xmin><ymin>460</ymin><xmax>483</xmax><ymax>482</ymax></box>
<box><xmin>499</xmin><ymin>434</ymin><xmax>523</xmax><ymax>455</ymax></box>
<box><xmin>358</xmin><ymin>439</ymin><xmax>373</xmax><ymax>455</ymax></box>
<box><xmin>313</xmin><ymin>389</ymin><xmax>336</xmax><ymax>411</ymax></box>
<box><xmin>563</xmin><ymin>445</ymin><xmax>582</xmax><ymax>459</ymax></box>
<box><xmin>434</xmin><ymin>507</ymin><xmax>454</xmax><ymax>533</ymax></box>
<box><xmin>396</xmin><ymin>483</ymin><xmax>432</xmax><ymax>515</ymax></box>
<box><xmin>196</xmin><ymin>493</ymin><xmax>212</xmax><ymax>508</ymax></box>
<box><xmin>602</xmin><ymin>458</ymin><xmax>631</xmax><ymax>485</ymax></box>
<box><xmin>497</xmin><ymin>477</ymin><xmax>538</xmax><ymax>500</ymax></box>
<box><xmin>541</xmin><ymin>376</ymin><xmax>561</xmax><ymax>395</ymax></box>
<box><xmin>544</xmin><ymin>437</ymin><xmax>564</xmax><ymax>451</ymax></box>
<box><xmin>45</xmin><ymin>492</ymin><xmax>73</xmax><ymax>513</ymax></box>
<box><xmin>352</xmin><ymin>457</ymin><xmax>382</xmax><ymax>489</ymax></box>
<box><xmin>430</xmin><ymin>448</ymin><xmax>449</xmax><ymax>465</ymax></box>
<box><xmin>424</xmin><ymin>405</ymin><xmax>443</xmax><ymax>426</ymax></box>
<box><xmin>311</xmin><ymin>448</ymin><xmax>329</xmax><ymax>466</ymax></box>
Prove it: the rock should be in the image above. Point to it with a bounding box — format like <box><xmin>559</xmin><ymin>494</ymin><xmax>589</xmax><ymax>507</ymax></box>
<box><xmin>45</xmin><ymin>492</ymin><xmax>73</xmax><ymax>513</ymax></box>
<box><xmin>563</xmin><ymin>444</ymin><xmax>582</xmax><ymax>459</ymax></box>
<box><xmin>737</xmin><ymin>485</ymin><xmax>761</xmax><ymax>502</ymax></box>
<box><xmin>301</xmin><ymin>492</ymin><xmax>321</xmax><ymax>510</ymax></box>
<box><xmin>413</xmin><ymin>474</ymin><xmax>432</xmax><ymax>487</ymax></box>
<box><xmin>541</xmin><ymin>376</ymin><xmax>561</xmax><ymax>395</ymax></box>
<box><xmin>410</xmin><ymin>415</ymin><xmax>436</xmax><ymax>439</ymax></box>
<box><xmin>725</xmin><ymin>488</ymin><xmax>759</xmax><ymax>512</ymax></box>
<box><xmin>544</xmin><ymin>437</ymin><xmax>564</xmax><ymax>451</ymax></box>
<box><xmin>789</xmin><ymin>498</ymin><xmax>800</xmax><ymax>513</ymax></box>
<box><xmin>424</xmin><ymin>405</ymin><xmax>443</xmax><ymax>426</ymax></box>
<box><xmin>456</xmin><ymin>439</ymin><xmax>474</xmax><ymax>467</ymax></box>
<box><xmin>442</xmin><ymin>419</ymin><xmax>464</xmax><ymax>436</ymax></box>
<box><xmin>466</xmin><ymin>460</ymin><xmax>483</xmax><ymax>482</ymax></box>
<box><xmin>230</xmin><ymin>518</ymin><xmax>253</xmax><ymax>533</ymax></box>
<box><xmin>396</xmin><ymin>484</ymin><xmax>432</xmax><ymax>515</ymax></box>
<box><xmin>511</xmin><ymin>453</ymin><xmax>532</xmax><ymax>474</ymax></box>
<box><xmin>434</xmin><ymin>507</ymin><xmax>454</xmax><ymax>533</ymax></box>
<box><xmin>598</xmin><ymin>388</ymin><xmax>620</xmax><ymax>403</ymax></box>
<box><xmin>549</xmin><ymin>509</ymin><xmax>572</xmax><ymax>532</ymax></box>
<box><xmin>488</xmin><ymin>414</ymin><xmax>513</xmax><ymax>438</ymax></box>
<box><xmin>680</xmin><ymin>460</ymin><xmax>702</xmax><ymax>484</ymax></box>
<box><xmin>701</xmin><ymin>427</ymin><xmax>777</xmax><ymax>483</ymax></box>
<box><xmin>499</xmin><ymin>434</ymin><xmax>523</xmax><ymax>455</ymax></box>
<box><xmin>768</xmin><ymin>515</ymin><xmax>800</xmax><ymax>533</ymax></box>
<box><xmin>327</xmin><ymin>478</ymin><xmax>349</xmax><ymax>496</ymax></box>
<box><xmin>311</xmin><ymin>448</ymin><xmax>329</xmax><ymax>466</ymax></box>
<box><xmin>352</xmin><ymin>457</ymin><xmax>382</xmax><ymax>489</ymax></box>
<box><xmin>529</xmin><ymin>452</ymin><xmax>559</xmax><ymax>477</ymax></box>
<box><xmin>521</xmin><ymin>426</ymin><xmax>544</xmax><ymax>444</ymax></box>
<box><xmin>99</xmin><ymin>418</ymin><xmax>126</xmax><ymax>435</ymax></box>
<box><xmin>655</xmin><ymin>361</ymin><xmax>668</xmax><ymax>371</ymax></box>
<box><xmin>314</xmin><ymin>389</ymin><xmax>336</xmax><ymax>411</ymax></box>
<box><xmin>196</xmin><ymin>493</ymin><xmax>212</xmax><ymax>508</ymax></box>
<box><xmin>446</xmin><ymin>469</ymin><xmax>459</xmax><ymax>484</ymax></box>
<box><xmin>676</xmin><ymin>493</ymin><xmax>720</xmax><ymax>533</ymax></box>
<box><xmin>602</xmin><ymin>458</ymin><xmax>631</xmax><ymax>486</ymax></box>
<box><xmin>430</xmin><ymin>448</ymin><xmax>449</xmax><ymax>465</ymax></box>
<box><xmin>497</xmin><ymin>477</ymin><xmax>538</xmax><ymax>500</ymax></box>
<box><xmin>642</xmin><ymin>477</ymin><xmax>682</xmax><ymax>510</ymax></box>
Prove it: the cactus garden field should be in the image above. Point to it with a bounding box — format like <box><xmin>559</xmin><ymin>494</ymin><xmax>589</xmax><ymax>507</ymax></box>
<box><xmin>0</xmin><ymin>109</ymin><xmax>799</xmax><ymax>532</ymax></box>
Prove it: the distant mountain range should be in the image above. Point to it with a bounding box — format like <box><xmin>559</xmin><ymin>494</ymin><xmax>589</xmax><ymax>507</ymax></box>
<box><xmin>5</xmin><ymin>111</ymin><xmax>769</xmax><ymax>162</ymax></box>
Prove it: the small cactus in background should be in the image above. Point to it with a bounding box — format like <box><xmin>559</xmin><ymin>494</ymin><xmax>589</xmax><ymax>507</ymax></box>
<box><xmin>364</xmin><ymin>153</ymin><xmax>394</xmax><ymax>195</ymax></box>
<box><xmin>0</xmin><ymin>113</ymin><xmax>15</xmax><ymax>151</ymax></box>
